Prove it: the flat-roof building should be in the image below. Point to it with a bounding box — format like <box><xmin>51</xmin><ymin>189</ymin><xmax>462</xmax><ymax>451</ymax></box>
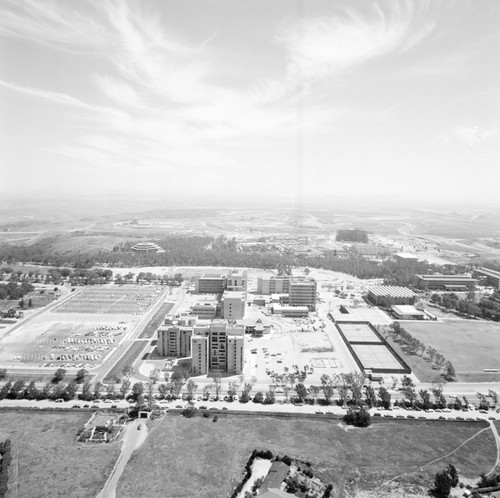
<box><xmin>368</xmin><ymin>285</ymin><xmax>417</xmax><ymax>306</ymax></box>
<box><xmin>473</xmin><ymin>267</ymin><xmax>500</xmax><ymax>290</ymax></box>
<box><xmin>190</xmin><ymin>301</ymin><xmax>217</xmax><ymax>320</ymax></box>
<box><xmin>272</xmin><ymin>305</ymin><xmax>309</xmax><ymax>317</ymax></box>
<box><xmin>195</xmin><ymin>274</ymin><xmax>227</xmax><ymax>294</ymax></box>
<box><xmin>289</xmin><ymin>278</ymin><xmax>317</xmax><ymax>311</ymax></box>
<box><xmin>394</xmin><ymin>252</ymin><xmax>420</xmax><ymax>263</ymax></box>
<box><xmin>222</xmin><ymin>291</ymin><xmax>245</xmax><ymax>320</ymax></box>
<box><xmin>257</xmin><ymin>276</ymin><xmax>290</xmax><ymax>295</ymax></box>
<box><xmin>416</xmin><ymin>274</ymin><xmax>477</xmax><ymax>290</ymax></box>
<box><xmin>391</xmin><ymin>305</ymin><xmax>426</xmax><ymax>320</ymax></box>
<box><xmin>191</xmin><ymin>335</ymin><xmax>209</xmax><ymax>375</ymax></box>
<box><xmin>157</xmin><ymin>326</ymin><xmax>192</xmax><ymax>357</ymax></box>
<box><xmin>227</xmin><ymin>269</ymin><xmax>247</xmax><ymax>295</ymax></box>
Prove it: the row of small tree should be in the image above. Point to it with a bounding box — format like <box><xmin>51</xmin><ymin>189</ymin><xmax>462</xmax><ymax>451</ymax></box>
<box><xmin>387</xmin><ymin>323</ymin><xmax>456</xmax><ymax>381</ymax></box>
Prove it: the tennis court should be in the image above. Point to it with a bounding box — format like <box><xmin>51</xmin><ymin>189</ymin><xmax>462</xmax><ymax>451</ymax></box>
<box><xmin>336</xmin><ymin>322</ymin><xmax>382</xmax><ymax>343</ymax></box>
<box><xmin>351</xmin><ymin>344</ymin><xmax>405</xmax><ymax>370</ymax></box>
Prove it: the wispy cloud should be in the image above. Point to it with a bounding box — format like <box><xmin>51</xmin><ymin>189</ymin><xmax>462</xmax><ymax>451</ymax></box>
<box><xmin>0</xmin><ymin>0</ymin><xmax>441</xmax><ymax>181</ymax></box>
<box><xmin>449</xmin><ymin>124</ymin><xmax>500</xmax><ymax>146</ymax></box>
<box><xmin>276</xmin><ymin>1</ymin><xmax>435</xmax><ymax>82</ymax></box>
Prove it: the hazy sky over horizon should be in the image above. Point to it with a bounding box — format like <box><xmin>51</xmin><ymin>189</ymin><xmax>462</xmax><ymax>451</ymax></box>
<box><xmin>0</xmin><ymin>0</ymin><xmax>499</xmax><ymax>203</ymax></box>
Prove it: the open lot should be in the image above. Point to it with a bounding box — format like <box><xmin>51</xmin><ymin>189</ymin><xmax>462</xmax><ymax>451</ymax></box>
<box><xmin>0</xmin><ymin>410</ymin><xmax>119</xmax><ymax>498</ymax></box>
<box><xmin>401</xmin><ymin>320</ymin><xmax>500</xmax><ymax>382</ymax></box>
<box><xmin>117</xmin><ymin>414</ymin><xmax>496</xmax><ymax>498</ymax></box>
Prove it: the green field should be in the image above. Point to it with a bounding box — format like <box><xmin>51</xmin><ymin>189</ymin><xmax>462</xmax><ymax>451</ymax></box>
<box><xmin>117</xmin><ymin>414</ymin><xmax>496</xmax><ymax>498</ymax></box>
<box><xmin>401</xmin><ymin>320</ymin><xmax>500</xmax><ymax>382</ymax></box>
<box><xmin>103</xmin><ymin>340</ymin><xmax>147</xmax><ymax>383</ymax></box>
<box><xmin>0</xmin><ymin>410</ymin><xmax>119</xmax><ymax>498</ymax></box>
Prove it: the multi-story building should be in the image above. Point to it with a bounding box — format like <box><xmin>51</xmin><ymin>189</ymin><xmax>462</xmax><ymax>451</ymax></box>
<box><xmin>157</xmin><ymin>326</ymin><xmax>193</xmax><ymax>357</ymax></box>
<box><xmin>222</xmin><ymin>291</ymin><xmax>246</xmax><ymax>320</ymax></box>
<box><xmin>190</xmin><ymin>301</ymin><xmax>217</xmax><ymax>320</ymax></box>
<box><xmin>227</xmin><ymin>335</ymin><xmax>244</xmax><ymax>374</ymax></box>
<box><xmin>226</xmin><ymin>269</ymin><xmax>247</xmax><ymax>294</ymax></box>
<box><xmin>191</xmin><ymin>335</ymin><xmax>209</xmax><ymax>375</ymax></box>
<box><xmin>257</xmin><ymin>276</ymin><xmax>290</xmax><ymax>295</ymax></box>
<box><xmin>195</xmin><ymin>274</ymin><xmax>227</xmax><ymax>294</ymax></box>
<box><xmin>289</xmin><ymin>278</ymin><xmax>317</xmax><ymax>311</ymax></box>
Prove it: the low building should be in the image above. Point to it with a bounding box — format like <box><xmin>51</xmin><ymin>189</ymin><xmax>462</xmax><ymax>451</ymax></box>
<box><xmin>391</xmin><ymin>305</ymin><xmax>426</xmax><ymax>320</ymax></box>
<box><xmin>368</xmin><ymin>285</ymin><xmax>417</xmax><ymax>306</ymax></box>
<box><xmin>190</xmin><ymin>301</ymin><xmax>217</xmax><ymax>320</ymax></box>
<box><xmin>272</xmin><ymin>305</ymin><xmax>309</xmax><ymax>317</ymax></box>
<box><xmin>394</xmin><ymin>252</ymin><xmax>420</xmax><ymax>263</ymax></box>
<box><xmin>260</xmin><ymin>461</ymin><xmax>290</xmax><ymax>494</ymax></box>
<box><xmin>416</xmin><ymin>274</ymin><xmax>477</xmax><ymax>290</ymax></box>
<box><xmin>473</xmin><ymin>267</ymin><xmax>500</xmax><ymax>290</ymax></box>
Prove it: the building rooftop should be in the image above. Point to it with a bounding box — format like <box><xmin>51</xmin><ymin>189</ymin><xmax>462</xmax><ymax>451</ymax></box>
<box><xmin>391</xmin><ymin>305</ymin><xmax>425</xmax><ymax>316</ymax></box>
<box><xmin>368</xmin><ymin>285</ymin><xmax>416</xmax><ymax>298</ymax></box>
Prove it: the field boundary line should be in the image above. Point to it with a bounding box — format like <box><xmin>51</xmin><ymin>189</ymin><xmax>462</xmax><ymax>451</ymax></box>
<box><xmin>376</xmin><ymin>425</ymin><xmax>491</xmax><ymax>489</ymax></box>
<box><xmin>486</xmin><ymin>421</ymin><xmax>500</xmax><ymax>476</ymax></box>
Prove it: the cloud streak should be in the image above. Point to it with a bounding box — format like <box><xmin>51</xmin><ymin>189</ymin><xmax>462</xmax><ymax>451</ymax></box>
<box><xmin>276</xmin><ymin>1</ymin><xmax>435</xmax><ymax>82</ymax></box>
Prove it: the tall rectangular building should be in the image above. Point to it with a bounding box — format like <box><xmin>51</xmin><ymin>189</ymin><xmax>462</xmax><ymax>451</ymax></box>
<box><xmin>227</xmin><ymin>335</ymin><xmax>244</xmax><ymax>374</ymax></box>
<box><xmin>157</xmin><ymin>326</ymin><xmax>192</xmax><ymax>357</ymax></box>
<box><xmin>227</xmin><ymin>269</ymin><xmax>247</xmax><ymax>295</ymax></box>
<box><xmin>289</xmin><ymin>278</ymin><xmax>317</xmax><ymax>311</ymax></box>
<box><xmin>222</xmin><ymin>291</ymin><xmax>246</xmax><ymax>320</ymax></box>
<box><xmin>191</xmin><ymin>335</ymin><xmax>209</xmax><ymax>375</ymax></box>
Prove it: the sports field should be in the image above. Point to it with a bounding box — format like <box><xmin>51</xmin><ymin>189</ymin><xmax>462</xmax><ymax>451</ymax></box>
<box><xmin>117</xmin><ymin>414</ymin><xmax>496</xmax><ymax>498</ymax></box>
<box><xmin>402</xmin><ymin>320</ymin><xmax>500</xmax><ymax>381</ymax></box>
<box><xmin>337</xmin><ymin>322</ymin><xmax>382</xmax><ymax>343</ymax></box>
<box><xmin>352</xmin><ymin>344</ymin><xmax>405</xmax><ymax>370</ymax></box>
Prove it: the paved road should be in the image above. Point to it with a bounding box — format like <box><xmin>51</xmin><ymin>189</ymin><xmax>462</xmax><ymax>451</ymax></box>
<box><xmin>96</xmin><ymin>418</ymin><xmax>148</xmax><ymax>498</ymax></box>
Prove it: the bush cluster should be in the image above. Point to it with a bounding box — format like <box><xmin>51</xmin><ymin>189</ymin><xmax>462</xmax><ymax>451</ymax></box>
<box><xmin>0</xmin><ymin>439</ymin><xmax>12</xmax><ymax>497</ymax></box>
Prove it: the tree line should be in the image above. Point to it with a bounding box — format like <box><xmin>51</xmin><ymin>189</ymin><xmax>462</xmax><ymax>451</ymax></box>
<box><xmin>0</xmin><ymin>235</ymin><xmax>471</xmax><ymax>286</ymax></box>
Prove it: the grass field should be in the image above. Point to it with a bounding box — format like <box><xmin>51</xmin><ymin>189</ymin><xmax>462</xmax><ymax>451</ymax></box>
<box><xmin>401</xmin><ymin>320</ymin><xmax>500</xmax><ymax>382</ymax></box>
<box><xmin>0</xmin><ymin>410</ymin><xmax>119</xmax><ymax>498</ymax></box>
<box><xmin>117</xmin><ymin>414</ymin><xmax>496</xmax><ymax>498</ymax></box>
<box><xmin>138</xmin><ymin>301</ymin><xmax>174</xmax><ymax>339</ymax></box>
<box><xmin>103</xmin><ymin>340</ymin><xmax>148</xmax><ymax>383</ymax></box>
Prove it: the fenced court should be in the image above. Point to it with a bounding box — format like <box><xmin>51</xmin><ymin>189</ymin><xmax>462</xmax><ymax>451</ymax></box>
<box><xmin>52</xmin><ymin>285</ymin><xmax>164</xmax><ymax>315</ymax></box>
<box><xmin>351</xmin><ymin>344</ymin><xmax>404</xmax><ymax>370</ymax></box>
<box><xmin>336</xmin><ymin>322</ymin><xmax>382</xmax><ymax>343</ymax></box>
<box><xmin>334</xmin><ymin>321</ymin><xmax>411</xmax><ymax>374</ymax></box>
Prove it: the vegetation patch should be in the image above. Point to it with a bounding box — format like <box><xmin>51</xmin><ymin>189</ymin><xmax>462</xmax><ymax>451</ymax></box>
<box><xmin>0</xmin><ymin>410</ymin><xmax>120</xmax><ymax>497</ymax></box>
<box><xmin>116</xmin><ymin>415</ymin><xmax>496</xmax><ymax>498</ymax></box>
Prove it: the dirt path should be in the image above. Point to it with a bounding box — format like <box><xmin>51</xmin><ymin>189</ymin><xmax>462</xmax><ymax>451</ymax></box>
<box><xmin>486</xmin><ymin>421</ymin><xmax>500</xmax><ymax>476</ymax></box>
<box><xmin>375</xmin><ymin>425</ymin><xmax>491</xmax><ymax>490</ymax></box>
<box><xmin>96</xmin><ymin>419</ymin><xmax>148</xmax><ymax>498</ymax></box>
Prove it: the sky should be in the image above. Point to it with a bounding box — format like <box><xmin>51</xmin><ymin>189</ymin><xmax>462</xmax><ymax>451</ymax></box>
<box><xmin>0</xmin><ymin>0</ymin><xmax>499</xmax><ymax>204</ymax></box>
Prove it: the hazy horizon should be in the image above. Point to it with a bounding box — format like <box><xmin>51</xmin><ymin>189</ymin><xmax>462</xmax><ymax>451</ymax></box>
<box><xmin>1</xmin><ymin>0</ymin><xmax>499</xmax><ymax>203</ymax></box>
